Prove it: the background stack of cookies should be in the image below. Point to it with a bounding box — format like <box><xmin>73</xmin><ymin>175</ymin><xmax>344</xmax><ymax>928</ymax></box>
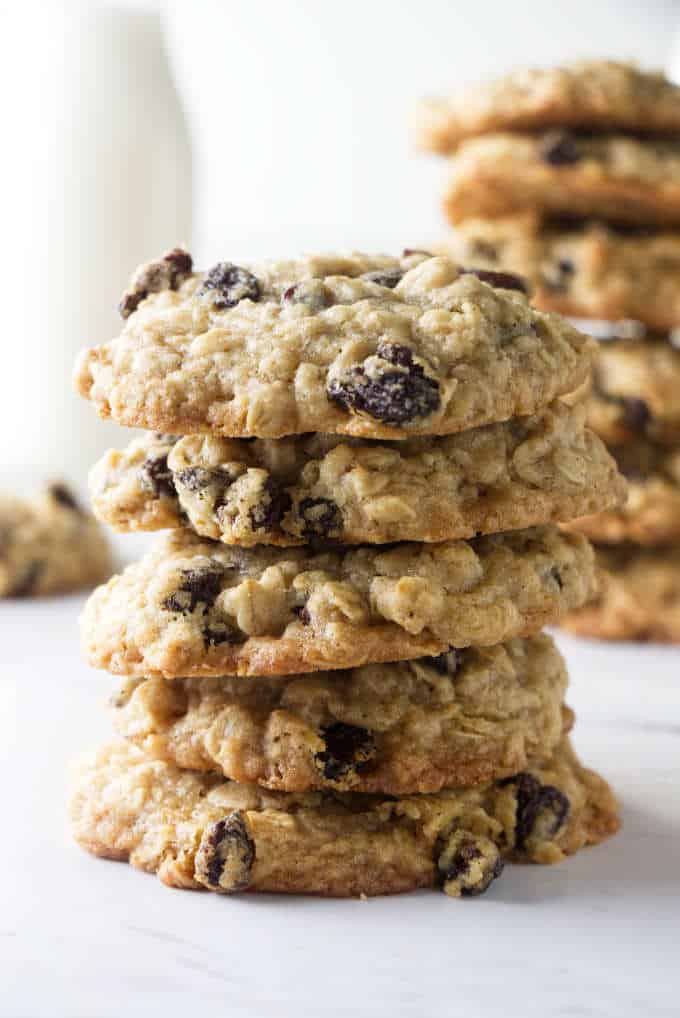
<box><xmin>71</xmin><ymin>248</ymin><xmax>624</xmax><ymax>898</ymax></box>
<box><xmin>418</xmin><ymin>60</ymin><xmax>680</xmax><ymax>642</ymax></box>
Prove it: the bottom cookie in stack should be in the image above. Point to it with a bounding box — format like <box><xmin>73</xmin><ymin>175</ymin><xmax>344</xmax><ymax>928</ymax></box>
<box><xmin>71</xmin><ymin>634</ymin><xmax>620</xmax><ymax>898</ymax></box>
<box><xmin>70</xmin><ymin>736</ymin><xmax>618</xmax><ymax>899</ymax></box>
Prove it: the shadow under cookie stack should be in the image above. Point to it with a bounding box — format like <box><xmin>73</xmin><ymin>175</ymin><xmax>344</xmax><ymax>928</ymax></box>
<box><xmin>419</xmin><ymin>59</ymin><xmax>680</xmax><ymax>642</ymax></box>
<box><xmin>70</xmin><ymin>248</ymin><xmax>624</xmax><ymax>898</ymax></box>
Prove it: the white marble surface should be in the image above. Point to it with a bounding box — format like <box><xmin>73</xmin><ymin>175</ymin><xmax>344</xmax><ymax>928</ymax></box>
<box><xmin>1</xmin><ymin>594</ymin><xmax>679</xmax><ymax>1018</ymax></box>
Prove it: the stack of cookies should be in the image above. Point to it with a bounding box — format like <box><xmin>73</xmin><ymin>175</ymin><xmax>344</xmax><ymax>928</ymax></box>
<box><xmin>418</xmin><ymin>60</ymin><xmax>680</xmax><ymax>642</ymax></box>
<box><xmin>70</xmin><ymin>248</ymin><xmax>624</xmax><ymax>898</ymax></box>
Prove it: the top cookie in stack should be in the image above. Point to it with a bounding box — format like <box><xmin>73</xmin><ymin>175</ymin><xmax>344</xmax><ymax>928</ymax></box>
<box><xmin>71</xmin><ymin>249</ymin><xmax>625</xmax><ymax>898</ymax></box>
<box><xmin>417</xmin><ymin>60</ymin><xmax>680</xmax><ymax>642</ymax></box>
<box><xmin>75</xmin><ymin>250</ymin><xmax>593</xmax><ymax>439</ymax></box>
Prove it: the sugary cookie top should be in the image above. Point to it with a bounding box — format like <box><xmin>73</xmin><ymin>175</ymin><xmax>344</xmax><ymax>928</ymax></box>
<box><xmin>416</xmin><ymin>60</ymin><xmax>680</xmax><ymax>153</ymax></box>
<box><xmin>74</xmin><ymin>249</ymin><xmax>592</xmax><ymax>439</ymax></box>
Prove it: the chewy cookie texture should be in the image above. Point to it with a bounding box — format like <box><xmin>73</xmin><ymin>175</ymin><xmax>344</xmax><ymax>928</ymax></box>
<box><xmin>0</xmin><ymin>484</ymin><xmax>112</xmax><ymax>598</ymax></box>
<box><xmin>70</xmin><ymin>737</ymin><xmax>619</xmax><ymax>898</ymax></box>
<box><xmin>111</xmin><ymin>635</ymin><xmax>570</xmax><ymax>795</ymax></box>
<box><xmin>80</xmin><ymin>525</ymin><xmax>597</xmax><ymax>678</ymax></box>
<box><xmin>73</xmin><ymin>249</ymin><xmax>593</xmax><ymax>440</ymax></box>
<box><xmin>90</xmin><ymin>402</ymin><xmax>625</xmax><ymax>547</ymax></box>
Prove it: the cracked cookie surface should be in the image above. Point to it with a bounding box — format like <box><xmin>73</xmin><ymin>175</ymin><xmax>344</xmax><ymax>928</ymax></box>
<box><xmin>562</xmin><ymin>544</ymin><xmax>680</xmax><ymax>643</ymax></box>
<box><xmin>444</xmin><ymin>216</ymin><xmax>680</xmax><ymax>334</ymax></box>
<box><xmin>416</xmin><ymin>60</ymin><xmax>680</xmax><ymax>153</ymax></box>
<box><xmin>112</xmin><ymin>634</ymin><xmax>570</xmax><ymax>794</ymax></box>
<box><xmin>70</xmin><ymin>736</ymin><xmax>619</xmax><ymax>897</ymax></box>
<box><xmin>74</xmin><ymin>251</ymin><xmax>592</xmax><ymax>440</ymax></box>
<box><xmin>80</xmin><ymin>525</ymin><xmax>597</xmax><ymax>678</ymax></box>
<box><xmin>0</xmin><ymin>484</ymin><xmax>112</xmax><ymax>597</ymax></box>
<box><xmin>90</xmin><ymin>402</ymin><xmax>625</xmax><ymax>546</ymax></box>
<box><xmin>443</xmin><ymin>133</ymin><xmax>680</xmax><ymax>227</ymax></box>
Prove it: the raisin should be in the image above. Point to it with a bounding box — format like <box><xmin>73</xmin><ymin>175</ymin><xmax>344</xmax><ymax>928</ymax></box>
<box><xmin>505</xmin><ymin>773</ymin><xmax>570</xmax><ymax>852</ymax></box>
<box><xmin>162</xmin><ymin>567</ymin><xmax>224</xmax><ymax>613</ymax></box>
<box><xmin>140</xmin><ymin>455</ymin><xmax>176</xmax><ymax>499</ymax></box>
<box><xmin>47</xmin><ymin>483</ymin><xmax>82</xmax><ymax>513</ymax></box>
<box><xmin>436</xmin><ymin>830</ymin><xmax>504</xmax><ymax>898</ymax></box>
<box><xmin>461</xmin><ymin>268</ymin><xmax>529</xmax><ymax>295</ymax></box>
<box><xmin>540</xmin><ymin>130</ymin><xmax>581</xmax><ymax>166</ymax></box>
<box><xmin>119</xmin><ymin>248</ymin><xmax>192</xmax><ymax>318</ymax></box>
<box><xmin>327</xmin><ymin>342</ymin><xmax>440</xmax><ymax>425</ymax></box>
<box><xmin>198</xmin><ymin>263</ymin><xmax>261</xmax><ymax>309</ymax></box>
<box><xmin>609</xmin><ymin>222</ymin><xmax>656</xmax><ymax>239</ymax></box>
<box><xmin>402</xmin><ymin>248</ymin><xmax>433</xmax><ymax>257</ymax></box>
<box><xmin>621</xmin><ymin>397</ymin><xmax>651</xmax><ymax>433</ymax></box>
<box><xmin>296</xmin><ymin>497</ymin><xmax>342</xmax><ymax>539</ymax></box>
<box><xmin>9</xmin><ymin>560</ymin><xmax>44</xmax><ymax>597</ymax></box>
<box><xmin>249</xmin><ymin>479</ymin><xmax>292</xmax><ymax>531</ymax></box>
<box><xmin>540</xmin><ymin>258</ymin><xmax>575</xmax><ymax>293</ymax></box>
<box><xmin>592</xmin><ymin>372</ymin><xmax>652</xmax><ymax>435</ymax></box>
<box><xmin>617</xmin><ymin>462</ymin><xmax>646</xmax><ymax>483</ymax></box>
<box><xmin>174</xmin><ymin>466</ymin><xmax>231</xmax><ymax>494</ymax></box>
<box><xmin>281</xmin><ymin>280</ymin><xmax>331</xmax><ymax>310</ymax></box>
<box><xmin>611</xmin><ymin>447</ymin><xmax>647</xmax><ymax>482</ymax></box>
<box><xmin>421</xmin><ymin>649</ymin><xmax>461</xmax><ymax>675</ymax></box>
<box><xmin>360</xmin><ymin>268</ymin><xmax>403</xmax><ymax>288</ymax></box>
<box><xmin>315</xmin><ymin>722</ymin><xmax>376</xmax><ymax>782</ymax></box>
<box><xmin>378</xmin><ymin>342</ymin><xmax>418</xmax><ymax>367</ymax></box>
<box><xmin>195</xmin><ymin>812</ymin><xmax>255</xmax><ymax>893</ymax></box>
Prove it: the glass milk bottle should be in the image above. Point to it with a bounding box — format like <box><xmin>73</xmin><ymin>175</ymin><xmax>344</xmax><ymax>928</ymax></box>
<box><xmin>0</xmin><ymin>4</ymin><xmax>192</xmax><ymax>493</ymax></box>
